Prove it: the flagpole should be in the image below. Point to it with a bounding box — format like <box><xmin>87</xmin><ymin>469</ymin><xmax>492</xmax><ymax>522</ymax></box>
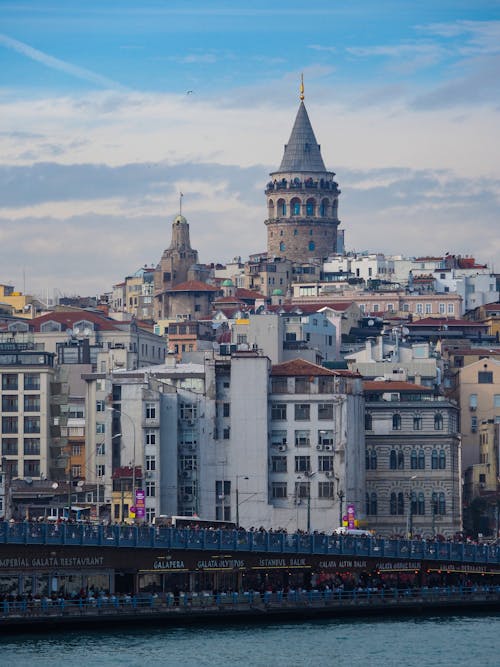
<box><xmin>180</xmin><ymin>192</ymin><xmax>183</xmax><ymax>216</ymax></box>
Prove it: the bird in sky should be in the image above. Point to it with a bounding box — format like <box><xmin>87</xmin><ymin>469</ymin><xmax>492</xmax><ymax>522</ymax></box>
<box><xmin>186</xmin><ymin>90</ymin><xmax>194</xmax><ymax>95</ymax></box>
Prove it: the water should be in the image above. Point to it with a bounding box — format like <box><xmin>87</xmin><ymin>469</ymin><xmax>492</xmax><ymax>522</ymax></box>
<box><xmin>0</xmin><ymin>614</ymin><xmax>498</xmax><ymax>666</ymax></box>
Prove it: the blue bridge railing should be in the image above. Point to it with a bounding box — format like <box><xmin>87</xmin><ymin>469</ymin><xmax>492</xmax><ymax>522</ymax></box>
<box><xmin>0</xmin><ymin>522</ymin><xmax>498</xmax><ymax>564</ymax></box>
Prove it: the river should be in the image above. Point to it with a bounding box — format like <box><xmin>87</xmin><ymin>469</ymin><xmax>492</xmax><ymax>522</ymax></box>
<box><xmin>0</xmin><ymin>614</ymin><xmax>498</xmax><ymax>666</ymax></box>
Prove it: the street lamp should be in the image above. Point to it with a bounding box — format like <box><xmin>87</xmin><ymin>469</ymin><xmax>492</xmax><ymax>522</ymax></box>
<box><xmin>235</xmin><ymin>475</ymin><xmax>249</xmax><ymax>527</ymax></box>
<box><xmin>297</xmin><ymin>471</ymin><xmax>317</xmax><ymax>533</ymax></box>
<box><xmin>337</xmin><ymin>488</ymin><xmax>345</xmax><ymax>528</ymax></box>
<box><xmin>107</xmin><ymin>407</ymin><xmax>137</xmax><ymax>520</ymax></box>
<box><xmin>407</xmin><ymin>475</ymin><xmax>418</xmax><ymax>539</ymax></box>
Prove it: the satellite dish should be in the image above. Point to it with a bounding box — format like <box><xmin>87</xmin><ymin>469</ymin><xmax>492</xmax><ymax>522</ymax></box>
<box><xmin>66</xmin><ymin>328</ymin><xmax>73</xmax><ymax>337</ymax></box>
<box><xmin>73</xmin><ymin>327</ymin><xmax>80</xmax><ymax>335</ymax></box>
<box><xmin>367</xmin><ymin>319</ymin><xmax>375</xmax><ymax>327</ymax></box>
<box><xmin>25</xmin><ymin>477</ymin><xmax>33</xmax><ymax>485</ymax></box>
<box><xmin>52</xmin><ymin>482</ymin><xmax>59</xmax><ymax>489</ymax></box>
<box><xmin>84</xmin><ymin>328</ymin><xmax>91</xmax><ymax>337</ymax></box>
<box><xmin>77</xmin><ymin>480</ymin><xmax>85</xmax><ymax>488</ymax></box>
<box><xmin>402</xmin><ymin>327</ymin><xmax>410</xmax><ymax>335</ymax></box>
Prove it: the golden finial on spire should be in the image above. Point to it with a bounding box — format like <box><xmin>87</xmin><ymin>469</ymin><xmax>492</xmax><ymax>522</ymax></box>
<box><xmin>300</xmin><ymin>73</ymin><xmax>304</xmax><ymax>101</ymax></box>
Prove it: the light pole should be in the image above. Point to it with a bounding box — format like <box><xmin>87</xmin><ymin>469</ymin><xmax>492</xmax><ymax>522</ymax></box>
<box><xmin>337</xmin><ymin>488</ymin><xmax>345</xmax><ymax>528</ymax></box>
<box><xmin>235</xmin><ymin>475</ymin><xmax>249</xmax><ymax>527</ymax></box>
<box><xmin>107</xmin><ymin>407</ymin><xmax>137</xmax><ymax>520</ymax></box>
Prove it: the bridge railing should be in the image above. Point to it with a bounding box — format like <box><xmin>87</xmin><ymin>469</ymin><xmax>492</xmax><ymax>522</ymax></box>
<box><xmin>1</xmin><ymin>586</ymin><xmax>499</xmax><ymax>622</ymax></box>
<box><xmin>0</xmin><ymin>522</ymin><xmax>498</xmax><ymax>564</ymax></box>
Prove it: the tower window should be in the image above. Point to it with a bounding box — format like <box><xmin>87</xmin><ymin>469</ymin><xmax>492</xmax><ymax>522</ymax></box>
<box><xmin>309</xmin><ymin>241</ymin><xmax>315</xmax><ymax>251</ymax></box>
<box><xmin>280</xmin><ymin>242</ymin><xmax>285</xmax><ymax>252</ymax></box>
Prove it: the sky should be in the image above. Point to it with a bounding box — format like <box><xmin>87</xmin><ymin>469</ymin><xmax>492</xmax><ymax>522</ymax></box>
<box><xmin>0</xmin><ymin>0</ymin><xmax>499</xmax><ymax>297</ymax></box>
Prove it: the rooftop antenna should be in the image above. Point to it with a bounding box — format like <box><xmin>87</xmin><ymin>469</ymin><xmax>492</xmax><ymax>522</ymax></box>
<box><xmin>300</xmin><ymin>73</ymin><xmax>304</xmax><ymax>101</ymax></box>
<box><xmin>179</xmin><ymin>191</ymin><xmax>183</xmax><ymax>216</ymax></box>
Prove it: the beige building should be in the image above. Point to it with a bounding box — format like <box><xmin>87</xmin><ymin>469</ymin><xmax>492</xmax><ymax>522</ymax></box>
<box><xmin>453</xmin><ymin>357</ymin><xmax>500</xmax><ymax>472</ymax></box>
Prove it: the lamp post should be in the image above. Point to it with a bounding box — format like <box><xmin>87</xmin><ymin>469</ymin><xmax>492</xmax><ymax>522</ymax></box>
<box><xmin>407</xmin><ymin>474</ymin><xmax>418</xmax><ymax>539</ymax></box>
<box><xmin>235</xmin><ymin>475</ymin><xmax>249</xmax><ymax>527</ymax></box>
<box><xmin>107</xmin><ymin>407</ymin><xmax>137</xmax><ymax>520</ymax></box>
<box><xmin>297</xmin><ymin>471</ymin><xmax>316</xmax><ymax>533</ymax></box>
<box><xmin>337</xmin><ymin>488</ymin><xmax>345</xmax><ymax>528</ymax></box>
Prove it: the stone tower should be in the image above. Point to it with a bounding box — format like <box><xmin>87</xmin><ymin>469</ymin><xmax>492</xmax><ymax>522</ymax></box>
<box><xmin>265</xmin><ymin>82</ymin><xmax>341</xmax><ymax>263</ymax></box>
<box><xmin>154</xmin><ymin>214</ymin><xmax>199</xmax><ymax>319</ymax></box>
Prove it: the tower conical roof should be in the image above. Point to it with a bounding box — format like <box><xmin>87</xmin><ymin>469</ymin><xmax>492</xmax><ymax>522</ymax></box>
<box><xmin>278</xmin><ymin>101</ymin><xmax>326</xmax><ymax>172</ymax></box>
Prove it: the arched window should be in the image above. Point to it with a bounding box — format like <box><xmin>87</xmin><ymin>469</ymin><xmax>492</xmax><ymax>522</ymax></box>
<box><xmin>413</xmin><ymin>415</ymin><xmax>422</xmax><ymax>431</ymax></box>
<box><xmin>417</xmin><ymin>492</ymin><xmax>425</xmax><ymax>516</ymax></box>
<box><xmin>366</xmin><ymin>492</ymin><xmax>377</xmax><ymax>515</ymax></box>
<box><xmin>418</xmin><ymin>450</ymin><xmax>425</xmax><ymax>470</ymax></box>
<box><xmin>370</xmin><ymin>449</ymin><xmax>377</xmax><ymax>470</ymax></box>
<box><xmin>365</xmin><ymin>413</ymin><xmax>372</xmax><ymax>430</ymax></box>
<box><xmin>389</xmin><ymin>450</ymin><xmax>397</xmax><ymax>470</ymax></box>
<box><xmin>397</xmin><ymin>450</ymin><xmax>405</xmax><ymax>470</ymax></box>
<box><xmin>291</xmin><ymin>198</ymin><xmax>301</xmax><ymax>216</ymax></box>
<box><xmin>308</xmin><ymin>241</ymin><xmax>315</xmax><ymax>251</ymax></box>
<box><xmin>434</xmin><ymin>413</ymin><xmax>443</xmax><ymax>430</ymax></box>
<box><xmin>279</xmin><ymin>242</ymin><xmax>285</xmax><ymax>252</ymax></box>
<box><xmin>431</xmin><ymin>449</ymin><xmax>438</xmax><ymax>469</ymax></box>
<box><xmin>293</xmin><ymin>228</ymin><xmax>298</xmax><ymax>236</ymax></box>
<box><xmin>306</xmin><ymin>199</ymin><xmax>315</xmax><ymax>216</ymax></box>
<box><xmin>365</xmin><ymin>492</ymin><xmax>370</xmax><ymax>515</ymax></box>
<box><xmin>8</xmin><ymin>321</ymin><xmax>29</xmax><ymax>332</ymax></box>
<box><xmin>40</xmin><ymin>320</ymin><xmax>61</xmax><ymax>332</ymax></box>
<box><xmin>438</xmin><ymin>492</ymin><xmax>446</xmax><ymax>515</ymax></box>
<box><xmin>279</xmin><ymin>200</ymin><xmax>287</xmax><ymax>216</ymax></box>
<box><xmin>397</xmin><ymin>492</ymin><xmax>405</xmax><ymax>515</ymax></box>
<box><xmin>410</xmin><ymin>491</ymin><xmax>417</xmax><ymax>516</ymax></box>
<box><xmin>392</xmin><ymin>414</ymin><xmax>401</xmax><ymax>430</ymax></box>
<box><xmin>268</xmin><ymin>199</ymin><xmax>275</xmax><ymax>217</ymax></box>
<box><xmin>390</xmin><ymin>492</ymin><xmax>397</xmax><ymax>515</ymax></box>
<box><xmin>320</xmin><ymin>199</ymin><xmax>328</xmax><ymax>217</ymax></box>
<box><xmin>439</xmin><ymin>450</ymin><xmax>446</xmax><ymax>469</ymax></box>
<box><xmin>410</xmin><ymin>450</ymin><xmax>418</xmax><ymax>470</ymax></box>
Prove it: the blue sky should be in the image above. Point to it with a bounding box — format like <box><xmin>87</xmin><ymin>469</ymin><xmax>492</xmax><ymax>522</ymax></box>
<box><xmin>0</xmin><ymin>1</ymin><xmax>499</xmax><ymax>295</ymax></box>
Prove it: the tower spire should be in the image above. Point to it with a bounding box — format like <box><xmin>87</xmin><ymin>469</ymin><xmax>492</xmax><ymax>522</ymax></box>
<box><xmin>300</xmin><ymin>73</ymin><xmax>304</xmax><ymax>101</ymax></box>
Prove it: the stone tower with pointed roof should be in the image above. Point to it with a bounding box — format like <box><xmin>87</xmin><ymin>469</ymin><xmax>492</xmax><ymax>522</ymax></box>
<box><xmin>265</xmin><ymin>83</ymin><xmax>341</xmax><ymax>263</ymax></box>
<box><xmin>154</xmin><ymin>214</ymin><xmax>200</xmax><ymax>319</ymax></box>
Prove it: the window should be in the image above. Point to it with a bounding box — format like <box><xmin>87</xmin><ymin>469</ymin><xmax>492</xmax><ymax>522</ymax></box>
<box><xmin>2</xmin><ymin>374</ymin><xmax>18</xmax><ymax>390</ymax></box>
<box><xmin>390</xmin><ymin>492</ymin><xmax>405</xmax><ymax>516</ymax></box>
<box><xmin>365</xmin><ymin>413</ymin><xmax>372</xmax><ymax>430</ymax></box>
<box><xmin>96</xmin><ymin>464</ymin><xmax>105</xmax><ymax>477</ymax></box>
<box><xmin>413</xmin><ymin>416</ymin><xmax>422</xmax><ymax>431</ymax></box>
<box><xmin>96</xmin><ymin>443</ymin><xmax>105</xmax><ymax>456</ymax></box>
<box><xmin>2</xmin><ymin>396</ymin><xmax>18</xmax><ymax>412</ymax></box>
<box><xmin>295</xmin><ymin>404</ymin><xmax>310</xmax><ymax>421</ymax></box>
<box><xmin>308</xmin><ymin>241</ymin><xmax>315</xmax><ymax>251</ymax></box>
<box><xmin>24</xmin><ymin>417</ymin><xmax>40</xmax><ymax>434</ymax></box>
<box><xmin>71</xmin><ymin>465</ymin><xmax>82</xmax><ymax>478</ymax></box>
<box><xmin>96</xmin><ymin>423</ymin><xmax>105</xmax><ymax>434</ymax></box>
<box><xmin>432</xmin><ymin>491</ymin><xmax>446</xmax><ymax>515</ymax></box>
<box><xmin>318</xmin><ymin>482</ymin><xmax>334</xmax><ymax>498</ymax></box>
<box><xmin>434</xmin><ymin>414</ymin><xmax>443</xmax><ymax>430</ymax></box>
<box><xmin>318</xmin><ymin>430</ymin><xmax>334</xmax><ymax>446</ymax></box>
<box><xmin>272</xmin><ymin>482</ymin><xmax>287</xmax><ymax>499</ymax></box>
<box><xmin>271</xmin><ymin>430</ymin><xmax>287</xmax><ymax>446</ymax></box>
<box><xmin>180</xmin><ymin>403</ymin><xmax>198</xmax><ymax>421</ymax></box>
<box><xmin>416</xmin><ymin>303</ymin><xmax>423</xmax><ymax>314</ymax></box>
<box><xmin>471</xmin><ymin>416</ymin><xmax>478</xmax><ymax>432</ymax></box>
<box><xmin>295</xmin><ymin>481</ymin><xmax>310</xmax><ymax>499</ymax></box>
<box><xmin>145</xmin><ymin>403</ymin><xmax>156</xmax><ymax>419</ymax></box>
<box><xmin>146</xmin><ymin>455</ymin><xmax>156</xmax><ymax>471</ymax></box>
<box><xmin>24</xmin><ymin>374</ymin><xmax>40</xmax><ymax>390</ymax></box>
<box><xmin>392</xmin><ymin>414</ymin><xmax>401</xmax><ymax>430</ymax></box>
<box><xmin>425</xmin><ymin>303</ymin><xmax>432</xmax><ymax>314</ymax></box>
<box><xmin>318</xmin><ymin>403</ymin><xmax>334</xmax><ymax>420</ymax></box>
<box><xmin>389</xmin><ymin>450</ymin><xmax>397</xmax><ymax>470</ymax></box>
<box><xmin>295</xmin><ymin>377</ymin><xmax>310</xmax><ymax>393</ymax></box>
<box><xmin>271</xmin><ymin>403</ymin><xmax>287</xmax><ymax>420</ymax></box>
<box><xmin>24</xmin><ymin>460</ymin><xmax>40</xmax><ymax>477</ymax></box>
<box><xmin>280</xmin><ymin>242</ymin><xmax>285</xmax><ymax>252</ymax></box>
<box><xmin>271</xmin><ymin>377</ymin><xmax>288</xmax><ymax>393</ymax></box>
<box><xmin>431</xmin><ymin>449</ymin><xmax>438</xmax><ymax>469</ymax></box>
<box><xmin>295</xmin><ymin>456</ymin><xmax>311</xmax><ymax>473</ymax></box>
<box><xmin>146</xmin><ymin>481</ymin><xmax>156</xmax><ymax>497</ymax></box>
<box><xmin>439</xmin><ymin>450</ymin><xmax>446</xmax><ymax>469</ymax></box>
<box><xmin>271</xmin><ymin>456</ymin><xmax>287</xmax><ymax>473</ymax></box>
<box><xmin>418</xmin><ymin>450</ymin><xmax>425</xmax><ymax>469</ymax></box>
<box><xmin>145</xmin><ymin>429</ymin><xmax>156</xmax><ymax>445</ymax></box>
<box><xmin>366</xmin><ymin>492</ymin><xmax>377</xmax><ymax>515</ymax></box>
<box><xmin>223</xmin><ymin>427</ymin><xmax>230</xmax><ymax>440</ymax></box>
<box><xmin>24</xmin><ymin>396</ymin><xmax>40</xmax><ymax>412</ymax></box>
<box><xmin>2</xmin><ymin>438</ymin><xmax>18</xmax><ymax>455</ymax></box>
<box><xmin>366</xmin><ymin>449</ymin><xmax>377</xmax><ymax>470</ymax></box>
<box><xmin>397</xmin><ymin>450</ymin><xmax>404</xmax><ymax>469</ymax></box>
<box><xmin>146</xmin><ymin>508</ymin><xmax>156</xmax><ymax>523</ymax></box>
<box><xmin>478</xmin><ymin>371</ymin><xmax>493</xmax><ymax>384</ymax></box>
<box><xmin>223</xmin><ymin>403</ymin><xmax>230</xmax><ymax>418</ymax></box>
<box><xmin>295</xmin><ymin>430</ymin><xmax>310</xmax><ymax>447</ymax></box>
<box><xmin>1</xmin><ymin>417</ymin><xmax>17</xmax><ymax>434</ymax></box>
<box><xmin>494</xmin><ymin>395</ymin><xmax>500</xmax><ymax>408</ymax></box>
<box><xmin>318</xmin><ymin>455</ymin><xmax>334</xmax><ymax>472</ymax></box>
<box><xmin>411</xmin><ymin>450</ymin><xmax>418</xmax><ymax>470</ymax></box>
<box><xmin>447</xmin><ymin>303</ymin><xmax>454</xmax><ymax>314</ymax></box>
<box><xmin>96</xmin><ymin>400</ymin><xmax>105</xmax><ymax>412</ymax></box>
<box><xmin>24</xmin><ymin>438</ymin><xmax>40</xmax><ymax>455</ymax></box>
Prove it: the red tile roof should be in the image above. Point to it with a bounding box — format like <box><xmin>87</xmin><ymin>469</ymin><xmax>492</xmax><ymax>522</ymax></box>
<box><xmin>271</xmin><ymin>358</ymin><xmax>358</xmax><ymax>377</ymax></box>
<box><xmin>168</xmin><ymin>281</ymin><xmax>219</xmax><ymax>293</ymax></box>
<box><xmin>409</xmin><ymin>317</ymin><xmax>484</xmax><ymax>327</ymax></box>
<box><xmin>31</xmin><ymin>310</ymin><xmax>121</xmax><ymax>332</ymax></box>
<box><xmin>235</xmin><ymin>288</ymin><xmax>266</xmax><ymax>300</ymax></box>
<box><xmin>363</xmin><ymin>380</ymin><xmax>433</xmax><ymax>392</ymax></box>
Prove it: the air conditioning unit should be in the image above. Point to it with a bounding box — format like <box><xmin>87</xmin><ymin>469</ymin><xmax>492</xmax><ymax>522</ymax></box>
<box><xmin>278</xmin><ymin>445</ymin><xmax>287</xmax><ymax>452</ymax></box>
<box><xmin>182</xmin><ymin>470</ymin><xmax>192</xmax><ymax>479</ymax></box>
<box><xmin>316</xmin><ymin>444</ymin><xmax>323</xmax><ymax>451</ymax></box>
<box><xmin>324</xmin><ymin>445</ymin><xmax>333</xmax><ymax>451</ymax></box>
